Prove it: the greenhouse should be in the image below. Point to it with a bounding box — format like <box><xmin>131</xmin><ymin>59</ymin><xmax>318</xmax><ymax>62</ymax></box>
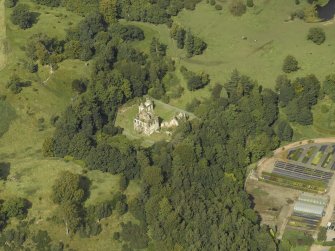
<box><xmin>293</xmin><ymin>201</ymin><xmax>325</xmax><ymax>217</ymax></box>
<box><xmin>298</xmin><ymin>193</ymin><xmax>328</xmax><ymax>206</ymax></box>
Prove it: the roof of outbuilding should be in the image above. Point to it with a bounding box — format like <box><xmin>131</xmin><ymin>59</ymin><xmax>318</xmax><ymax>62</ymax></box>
<box><xmin>294</xmin><ymin>201</ymin><xmax>325</xmax><ymax>216</ymax></box>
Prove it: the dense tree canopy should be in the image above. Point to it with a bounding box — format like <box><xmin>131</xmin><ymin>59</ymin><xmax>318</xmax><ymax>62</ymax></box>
<box><xmin>10</xmin><ymin>4</ymin><xmax>37</xmax><ymax>29</ymax></box>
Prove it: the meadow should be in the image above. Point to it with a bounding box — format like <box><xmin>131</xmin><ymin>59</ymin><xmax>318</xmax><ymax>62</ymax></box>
<box><xmin>1</xmin><ymin>0</ymin><xmax>335</xmax><ymax>249</ymax></box>
<box><xmin>0</xmin><ymin>1</ymin><xmax>142</xmax><ymax>249</ymax></box>
<box><xmin>125</xmin><ymin>0</ymin><xmax>335</xmax><ymax>141</ymax></box>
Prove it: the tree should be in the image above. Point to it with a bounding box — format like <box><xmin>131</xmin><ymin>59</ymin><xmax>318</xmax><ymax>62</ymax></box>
<box><xmin>323</xmin><ymin>74</ymin><xmax>335</xmax><ymax>101</ymax></box>
<box><xmin>72</xmin><ymin>79</ymin><xmax>87</xmax><ymax>94</ymax></box>
<box><xmin>99</xmin><ymin>0</ymin><xmax>117</xmax><ymax>24</ymax></box>
<box><xmin>57</xmin><ymin>202</ymin><xmax>82</xmax><ymax>235</ymax></box>
<box><xmin>277</xmin><ymin>120</ymin><xmax>293</xmax><ymax>141</ymax></box>
<box><xmin>247</xmin><ymin>0</ymin><xmax>254</xmax><ymax>7</ymax></box>
<box><xmin>229</xmin><ymin>0</ymin><xmax>246</xmax><ymax>16</ymax></box>
<box><xmin>11</xmin><ymin>4</ymin><xmax>36</xmax><ymax>29</ymax></box>
<box><xmin>317</xmin><ymin>226</ymin><xmax>327</xmax><ymax>242</ymax></box>
<box><xmin>32</xmin><ymin>230</ymin><xmax>52</xmax><ymax>251</ymax></box>
<box><xmin>282</xmin><ymin>55</ymin><xmax>299</xmax><ymax>73</ymax></box>
<box><xmin>307</xmin><ymin>27</ymin><xmax>326</xmax><ymax>45</ymax></box>
<box><xmin>1</xmin><ymin>197</ymin><xmax>29</xmax><ymax>219</ymax></box>
<box><xmin>52</xmin><ymin>171</ymin><xmax>88</xmax><ymax>205</ymax></box>
<box><xmin>5</xmin><ymin>0</ymin><xmax>18</xmax><ymax>8</ymax></box>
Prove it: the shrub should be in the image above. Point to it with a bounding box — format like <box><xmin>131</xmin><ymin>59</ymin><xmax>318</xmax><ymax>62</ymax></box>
<box><xmin>282</xmin><ymin>55</ymin><xmax>299</xmax><ymax>73</ymax></box>
<box><xmin>307</xmin><ymin>27</ymin><xmax>326</xmax><ymax>45</ymax></box>
<box><xmin>11</xmin><ymin>4</ymin><xmax>36</xmax><ymax>29</ymax></box>
<box><xmin>229</xmin><ymin>0</ymin><xmax>246</xmax><ymax>16</ymax></box>
<box><xmin>247</xmin><ymin>0</ymin><xmax>254</xmax><ymax>7</ymax></box>
<box><xmin>317</xmin><ymin>226</ymin><xmax>327</xmax><ymax>242</ymax></box>
<box><xmin>215</xmin><ymin>4</ymin><xmax>222</xmax><ymax>10</ymax></box>
<box><xmin>5</xmin><ymin>0</ymin><xmax>18</xmax><ymax>8</ymax></box>
<box><xmin>210</xmin><ymin>0</ymin><xmax>216</xmax><ymax>5</ymax></box>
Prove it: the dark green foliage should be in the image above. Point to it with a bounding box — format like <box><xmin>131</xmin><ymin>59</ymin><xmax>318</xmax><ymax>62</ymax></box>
<box><xmin>247</xmin><ymin>0</ymin><xmax>254</xmax><ymax>7</ymax></box>
<box><xmin>26</xmin><ymin>33</ymin><xmax>65</xmax><ymax>67</ymax></box>
<box><xmin>295</xmin><ymin>0</ymin><xmax>300</xmax><ymax>4</ymax></box>
<box><xmin>170</xmin><ymin>24</ymin><xmax>186</xmax><ymax>49</ymax></box>
<box><xmin>0</xmin><ymin>226</ymin><xmax>27</xmax><ymax>250</ymax></box>
<box><xmin>1</xmin><ymin>197</ymin><xmax>30</xmax><ymax>220</ymax></box>
<box><xmin>276</xmin><ymin>75</ymin><xmax>295</xmax><ymax>107</ymax></box>
<box><xmin>11</xmin><ymin>4</ymin><xmax>37</xmax><ymax>29</ymax></box>
<box><xmin>5</xmin><ymin>0</ymin><xmax>18</xmax><ymax>8</ymax></box>
<box><xmin>307</xmin><ymin>27</ymin><xmax>326</xmax><ymax>45</ymax></box>
<box><xmin>6</xmin><ymin>74</ymin><xmax>31</xmax><ymax>94</ymax></box>
<box><xmin>210</xmin><ymin>0</ymin><xmax>216</xmax><ymax>5</ymax></box>
<box><xmin>215</xmin><ymin>4</ymin><xmax>222</xmax><ymax>10</ymax></box>
<box><xmin>150</xmin><ymin>37</ymin><xmax>167</xmax><ymax>57</ymax></box>
<box><xmin>119</xmin><ymin>174</ymin><xmax>128</xmax><ymax>191</ymax></box>
<box><xmin>116</xmin><ymin>200</ymin><xmax>128</xmax><ymax>215</ymax></box>
<box><xmin>0</xmin><ymin>162</ymin><xmax>10</xmax><ymax>181</ymax></box>
<box><xmin>181</xmin><ymin>66</ymin><xmax>210</xmax><ymax>91</ymax></box>
<box><xmin>71</xmin><ymin>79</ymin><xmax>87</xmax><ymax>94</ymax></box>
<box><xmin>120</xmin><ymin>222</ymin><xmax>148</xmax><ymax>249</ymax></box>
<box><xmin>65</xmin><ymin>12</ymin><xmax>107</xmax><ymax>61</ymax></box>
<box><xmin>52</xmin><ymin>171</ymin><xmax>89</xmax><ymax>205</ymax></box>
<box><xmin>187</xmin><ymin>74</ymin><xmax>209</xmax><ymax>90</ymax></box>
<box><xmin>113</xmin><ymin>232</ymin><xmax>120</xmax><ymax>240</ymax></box>
<box><xmin>323</xmin><ymin>74</ymin><xmax>335</xmax><ymax>101</ymax></box>
<box><xmin>185</xmin><ymin>98</ymin><xmax>201</xmax><ymax>112</ymax></box>
<box><xmin>23</xmin><ymin>59</ymin><xmax>38</xmax><ymax>73</ymax></box>
<box><xmin>286</xmin><ymin>99</ymin><xmax>313</xmax><ymax>125</ymax></box>
<box><xmin>317</xmin><ymin>226</ymin><xmax>327</xmax><ymax>242</ymax></box>
<box><xmin>224</xmin><ymin>69</ymin><xmax>255</xmax><ymax>103</ymax></box>
<box><xmin>129</xmin><ymin>198</ymin><xmax>146</xmax><ymax>223</ymax></box>
<box><xmin>284</xmin><ymin>74</ymin><xmax>320</xmax><ymax>125</ymax></box>
<box><xmin>229</xmin><ymin>0</ymin><xmax>247</xmax><ymax>16</ymax></box>
<box><xmin>282</xmin><ymin>55</ymin><xmax>299</xmax><ymax>73</ymax></box>
<box><xmin>79</xmin><ymin>221</ymin><xmax>102</xmax><ymax>238</ymax></box>
<box><xmin>109</xmin><ymin>24</ymin><xmax>145</xmax><ymax>41</ymax></box>
<box><xmin>118</xmin><ymin>0</ymin><xmax>201</xmax><ymax>24</ymax></box>
<box><xmin>33</xmin><ymin>0</ymin><xmax>61</xmax><ymax>7</ymax></box>
<box><xmin>276</xmin><ymin>120</ymin><xmax>293</xmax><ymax>141</ymax></box>
<box><xmin>67</xmin><ymin>132</ymin><xmax>94</xmax><ymax>159</ymax></box>
<box><xmin>32</xmin><ymin>230</ymin><xmax>52</xmax><ymax>251</ymax></box>
<box><xmin>86</xmin><ymin>200</ymin><xmax>113</xmax><ymax>222</ymax></box>
<box><xmin>185</xmin><ymin>31</ymin><xmax>207</xmax><ymax>57</ymax></box>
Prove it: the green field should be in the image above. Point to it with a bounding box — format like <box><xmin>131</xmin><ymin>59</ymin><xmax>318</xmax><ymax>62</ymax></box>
<box><xmin>0</xmin><ymin>0</ymin><xmax>6</xmax><ymax>70</ymax></box>
<box><xmin>122</xmin><ymin>0</ymin><xmax>335</xmax><ymax>142</ymax></box>
<box><xmin>0</xmin><ymin>2</ymin><xmax>143</xmax><ymax>250</ymax></box>
<box><xmin>129</xmin><ymin>0</ymin><xmax>335</xmax><ymax>106</ymax></box>
<box><xmin>282</xmin><ymin>229</ymin><xmax>313</xmax><ymax>251</ymax></box>
<box><xmin>2</xmin><ymin>0</ymin><xmax>335</xmax><ymax>249</ymax></box>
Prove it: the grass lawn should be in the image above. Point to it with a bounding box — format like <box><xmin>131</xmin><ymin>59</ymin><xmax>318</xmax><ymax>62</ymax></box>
<box><xmin>0</xmin><ymin>99</ymin><xmax>16</xmax><ymax>136</ymax></box>
<box><xmin>282</xmin><ymin>229</ymin><xmax>313</xmax><ymax>251</ymax></box>
<box><xmin>175</xmin><ymin>0</ymin><xmax>335</xmax><ymax>90</ymax></box>
<box><xmin>0</xmin><ymin>1</ymin><xmax>143</xmax><ymax>250</ymax></box>
<box><xmin>123</xmin><ymin>0</ymin><xmax>335</xmax><ymax>141</ymax></box>
<box><xmin>0</xmin><ymin>0</ymin><xmax>6</xmax><ymax>70</ymax></box>
<box><xmin>313</xmin><ymin>97</ymin><xmax>335</xmax><ymax>135</ymax></box>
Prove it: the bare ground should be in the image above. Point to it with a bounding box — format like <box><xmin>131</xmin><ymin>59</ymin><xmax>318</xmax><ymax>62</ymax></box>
<box><xmin>246</xmin><ymin>179</ymin><xmax>300</xmax><ymax>232</ymax></box>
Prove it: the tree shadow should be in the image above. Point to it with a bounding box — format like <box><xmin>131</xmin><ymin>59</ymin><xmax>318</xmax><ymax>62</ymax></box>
<box><xmin>31</xmin><ymin>12</ymin><xmax>41</xmax><ymax>25</ymax></box>
<box><xmin>0</xmin><ymin>162</ymin><xmax>11</xmax><ymax>180</ymax></box>
<box><xmin>80</xmin><ymin>175</ymin><xmax>91</xmax><ymax>202</ymax></box>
